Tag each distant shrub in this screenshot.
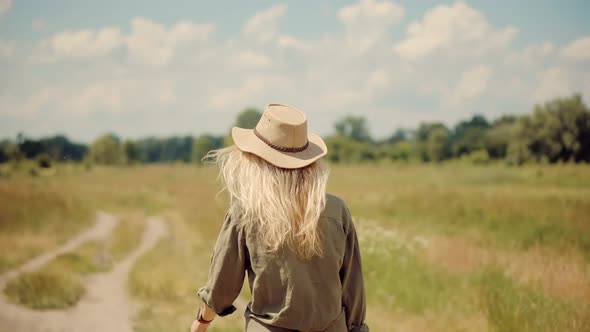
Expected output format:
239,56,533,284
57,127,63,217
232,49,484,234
469,149,490,165
83,158,93,171
28,167,39,177
37,153,52,168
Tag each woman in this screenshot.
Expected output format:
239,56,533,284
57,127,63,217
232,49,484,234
191,104,369,332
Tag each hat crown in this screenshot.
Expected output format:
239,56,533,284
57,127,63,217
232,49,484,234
255,104,308,149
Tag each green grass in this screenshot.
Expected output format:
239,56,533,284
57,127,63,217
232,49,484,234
4,240,111,309
0,170,92,272
129,210,245,332
109,215,144,261
330,164,590,259
358,220,468,314
2,163,589,331
359,217,590,331
48,241,113,275
4,270,84,310
0,164,170,272
475,268,590,332
3,214,146,310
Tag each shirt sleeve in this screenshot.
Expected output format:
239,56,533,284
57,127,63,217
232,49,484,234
197,212,247,316
340,206,370,332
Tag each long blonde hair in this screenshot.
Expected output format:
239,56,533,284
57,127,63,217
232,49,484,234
205,145,329,260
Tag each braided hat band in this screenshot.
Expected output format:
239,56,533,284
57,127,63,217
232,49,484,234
253,128,309,153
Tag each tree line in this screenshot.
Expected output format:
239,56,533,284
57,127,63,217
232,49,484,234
1,94,589,167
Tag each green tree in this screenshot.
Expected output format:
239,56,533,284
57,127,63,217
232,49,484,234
334,116,372,142
451,115,491,157
415,122,448,161
235,108,262,128
484,115,519,159
0,147,7,164
192,135,224,163
508,94,590,164
467,149,490,165
132,136,194,163
88,134,123,165
386,128,408,144
427,127,451,162
122,140,139,164
324,135,377,163
16,135,86,162
5,143,24,164
380,141,412,161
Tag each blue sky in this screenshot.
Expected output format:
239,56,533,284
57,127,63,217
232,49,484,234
1,0,589,142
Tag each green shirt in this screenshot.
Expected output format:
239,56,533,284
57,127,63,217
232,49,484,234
197,194,369,332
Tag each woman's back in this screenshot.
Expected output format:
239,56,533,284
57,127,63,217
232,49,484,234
198,193,367,332
194,104,368,332
245,193,363,331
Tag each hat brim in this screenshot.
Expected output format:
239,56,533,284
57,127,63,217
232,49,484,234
231,127,328,169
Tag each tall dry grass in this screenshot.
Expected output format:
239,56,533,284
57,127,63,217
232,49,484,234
1,163,589,331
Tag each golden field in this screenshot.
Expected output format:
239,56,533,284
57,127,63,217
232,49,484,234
1,162,589,332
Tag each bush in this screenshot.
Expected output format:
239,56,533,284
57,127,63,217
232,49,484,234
4,271,84,309
469,149,490,165
28,167,39,177
37,153,52,168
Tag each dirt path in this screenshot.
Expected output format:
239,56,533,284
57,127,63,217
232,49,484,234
0,213,168,332
0,211,118,290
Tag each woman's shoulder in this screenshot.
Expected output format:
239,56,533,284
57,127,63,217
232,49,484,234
322,193,352,222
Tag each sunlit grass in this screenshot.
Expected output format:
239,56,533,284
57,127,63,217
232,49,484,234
475,268,590,332
1,163,589,330
109,214,144,262
3,240,109,309
0,168,92,272
330,164,590,259
129,209,245,332
4,270,84,310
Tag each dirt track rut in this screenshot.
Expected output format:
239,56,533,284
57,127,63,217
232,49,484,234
0,212,168,332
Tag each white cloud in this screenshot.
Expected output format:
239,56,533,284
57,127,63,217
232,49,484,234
506,41,554,67
560,36,590,61
366,68,390,93
243,4,287,44
0,87,63,117
338,0,404,25
2,0,590,141
338,0,404,53
70,79,175,113
278,36,310,52
0,39,15,57
228,50,272,69
0,0,12,17
126,18,215,66
3,79,177,116
444,64,492,107
208,75,291,110
394,1,516,60
313,89,366,111
34,18,214,66
38,27,124,60
531,67,572,103
126,18,173,66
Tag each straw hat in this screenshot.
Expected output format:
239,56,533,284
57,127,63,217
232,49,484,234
231,103,328,169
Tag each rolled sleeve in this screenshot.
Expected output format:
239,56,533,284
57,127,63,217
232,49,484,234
340,206,370,332
197,212,247,316
350,324,370,332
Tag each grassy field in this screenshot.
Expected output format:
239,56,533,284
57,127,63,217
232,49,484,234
0,162,589,331
3,213,144,309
